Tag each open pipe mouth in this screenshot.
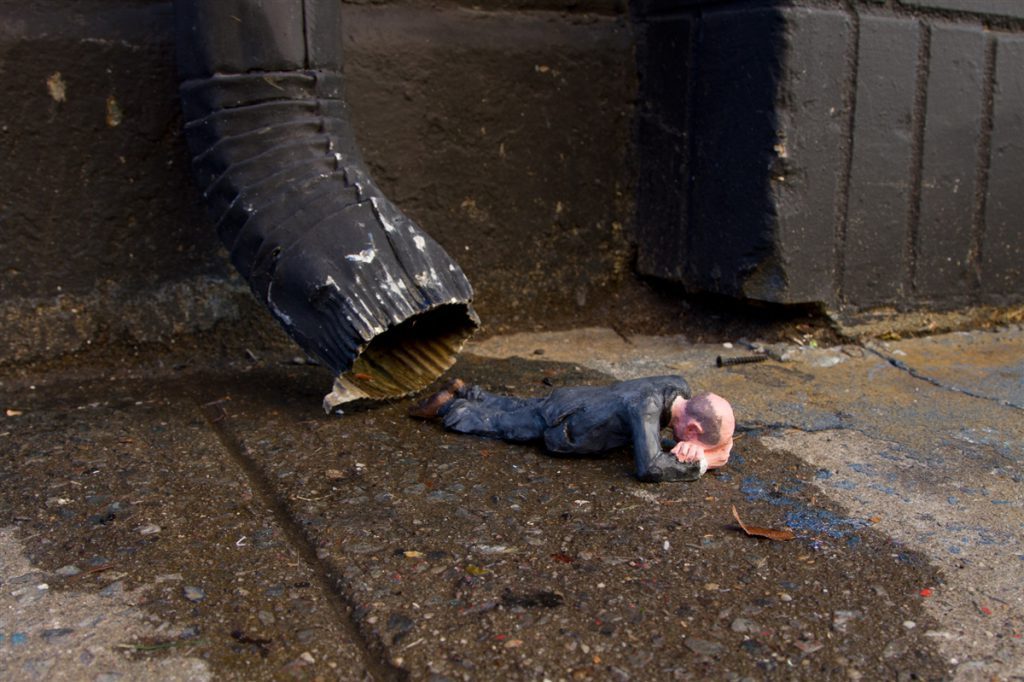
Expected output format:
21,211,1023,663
323,303,479,411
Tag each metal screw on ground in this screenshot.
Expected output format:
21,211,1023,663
716,355,768,368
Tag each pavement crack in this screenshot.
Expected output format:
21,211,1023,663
198,399,405,682
866,346,1024,411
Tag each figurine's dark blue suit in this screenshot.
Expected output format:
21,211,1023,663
439,376,704,482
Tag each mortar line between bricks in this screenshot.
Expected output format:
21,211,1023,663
864,346,1024,411
968,35,998,295
197,398,405,682
905,20,931,299
834,0,861,305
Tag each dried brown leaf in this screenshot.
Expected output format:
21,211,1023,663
732,505,795,541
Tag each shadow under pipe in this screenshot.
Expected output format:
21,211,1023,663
175,0,479,411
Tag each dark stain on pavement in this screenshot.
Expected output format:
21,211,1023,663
0,354,950,680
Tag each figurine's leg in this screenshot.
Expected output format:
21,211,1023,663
458,385,537,411
442,398,546,443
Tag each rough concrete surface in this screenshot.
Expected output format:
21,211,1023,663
1,325,1021,679
471,326,1024,680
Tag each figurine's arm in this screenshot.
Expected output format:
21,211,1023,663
630,397,705,483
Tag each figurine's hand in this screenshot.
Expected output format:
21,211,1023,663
702,438,733,469
671,441,705,464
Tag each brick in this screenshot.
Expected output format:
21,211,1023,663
914,23,986,301
635,17,693,132
633,16,694,280
687,6,786,296
766,7,851,304
842,14,921,307
899,0,1024,21
980,35,1024,300
635,115,689,280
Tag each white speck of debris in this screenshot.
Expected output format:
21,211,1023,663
474,544,512,554
46,72,67,102
722,342,733,349
370,198,398,233
300,652,316,664
413,235,426,251
449,264,456,272
903,620,917,629
324,275,340,290
346,248,376,264
5,409,23,417
663,540,671,551
236,536,248,547
38,583,49,591
573,499,591,506
137,524,161,535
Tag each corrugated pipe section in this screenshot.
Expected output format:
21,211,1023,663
175,0,479,411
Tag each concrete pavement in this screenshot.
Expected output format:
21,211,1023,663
1,325,1020,680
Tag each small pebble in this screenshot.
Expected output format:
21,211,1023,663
685,637,723,656
300,652,316,664
137,524,160,535
55,565,81,577
41,627,74,641
730,617,760,634
832,610,862,632
99,581,124,598
779,593,793,602
903,620,916,629
183,585,205,602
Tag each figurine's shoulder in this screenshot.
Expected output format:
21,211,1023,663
612,375,691,397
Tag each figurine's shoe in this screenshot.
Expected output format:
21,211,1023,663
408,378,465,419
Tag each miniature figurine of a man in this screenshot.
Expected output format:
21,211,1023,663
409,376,735,482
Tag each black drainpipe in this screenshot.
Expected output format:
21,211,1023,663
175,0,479,411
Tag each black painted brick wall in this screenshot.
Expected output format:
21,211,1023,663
634,0,1024,311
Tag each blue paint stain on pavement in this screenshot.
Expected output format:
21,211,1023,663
11,632,27,646
741,475,868,540
814,469,832,480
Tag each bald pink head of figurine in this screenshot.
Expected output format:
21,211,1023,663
669,392,735,469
